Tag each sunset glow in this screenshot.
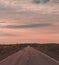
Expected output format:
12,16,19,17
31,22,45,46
0,0,59,44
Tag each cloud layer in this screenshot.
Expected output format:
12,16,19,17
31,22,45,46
0,0,59,44
0,23,51,29
33,0,50,3
0,0,59,14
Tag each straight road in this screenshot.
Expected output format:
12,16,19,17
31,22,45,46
0,46,59,65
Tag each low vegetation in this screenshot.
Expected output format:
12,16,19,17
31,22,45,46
0,43,59,61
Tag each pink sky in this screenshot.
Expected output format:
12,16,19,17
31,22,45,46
0,0,59,44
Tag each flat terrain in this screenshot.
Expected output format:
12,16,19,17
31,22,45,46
0,43,59,61
0,46,59,65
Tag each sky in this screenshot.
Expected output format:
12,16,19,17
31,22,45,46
0,0,59,44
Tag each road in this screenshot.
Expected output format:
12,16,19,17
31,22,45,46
0,46,59,65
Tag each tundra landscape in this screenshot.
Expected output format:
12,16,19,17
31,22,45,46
0,43,59,61
0,0,59,65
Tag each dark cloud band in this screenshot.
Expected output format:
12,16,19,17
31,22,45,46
33,0,50,4
4,23,51,29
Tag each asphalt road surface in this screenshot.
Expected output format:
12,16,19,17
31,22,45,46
0,46,59,65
